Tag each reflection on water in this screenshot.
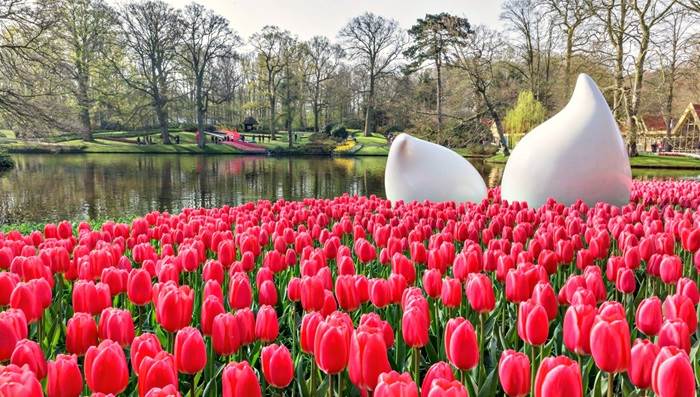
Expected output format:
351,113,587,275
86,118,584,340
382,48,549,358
0,154,697,224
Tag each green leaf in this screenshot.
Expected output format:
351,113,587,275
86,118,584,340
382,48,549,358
476,367,498,397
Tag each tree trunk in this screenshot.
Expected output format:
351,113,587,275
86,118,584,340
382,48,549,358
564,28,574,96
627,25,649,157
363,76,375,137
155,100,171,145
483,93,510,156
436,56,443,135
77,70,92,142
314,82,321,132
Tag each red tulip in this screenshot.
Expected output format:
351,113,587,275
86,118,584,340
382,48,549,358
391,253,416,284
426,378,468,397
66,312,98,356
0,309,27,361
228,272,252,310
563,303,595,355
200,295,225,336
222,361,262,397
628,338,660,390
153,281,194,333
0,271,19,306
530,281,558,320
98,308,135,347
11,339,47,379
374,371,418,397
144,384,180,397
659,255,682,284
676,277,699,304
349,324,392,392
466,273,495,313
0,364,43,397
421,362,454,397
444,317,479,370
422,269,442,298
84,340,129,395
402,302,429,348
131,333,163,374
314,315,351,374
651,346,695,397
300,275,324,312
202,260,224,285
517,300,549,346
47,354,83,397
662,293,697,333
499,349,530,397
101,267,128,296
534,356,582,397
658,319,691,353
212,313,241,356
234,308,255,346
127,268,152,306
635,297,663,336
615,267,635,294
217,240,236,268
335,275,361,312
370,278,392,308
359,312,394,348
300,311,323,354
10,278,50,323
255,305,279,343
174,327,206,374
261,343,294,388
137,351,178,397
590,315,630,373
440,277,462,308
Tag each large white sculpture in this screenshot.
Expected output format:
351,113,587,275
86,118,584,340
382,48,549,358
384,133,487,203
500,73,632,207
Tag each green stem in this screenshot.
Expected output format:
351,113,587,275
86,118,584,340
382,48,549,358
608,372,615,397
337,373,342,397
478,313,484,383
328,373,333,397
413,347,420,386
191,373,196,397
530,345,535,397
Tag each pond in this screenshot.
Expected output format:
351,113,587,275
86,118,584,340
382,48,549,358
1,153,698,225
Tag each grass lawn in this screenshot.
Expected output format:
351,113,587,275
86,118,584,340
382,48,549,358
487,153,700,169
353,133,389,155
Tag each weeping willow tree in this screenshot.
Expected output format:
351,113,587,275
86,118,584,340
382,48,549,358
504,90,546,135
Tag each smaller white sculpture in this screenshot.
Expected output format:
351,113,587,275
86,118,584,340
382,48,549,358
500,73,632,207
384,133,487,203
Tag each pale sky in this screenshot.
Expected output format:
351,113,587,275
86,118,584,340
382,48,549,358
161,0,505,41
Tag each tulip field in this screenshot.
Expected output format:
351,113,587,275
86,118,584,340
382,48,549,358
2,180,700,397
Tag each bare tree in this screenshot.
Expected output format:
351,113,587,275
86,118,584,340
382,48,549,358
654,6,694,136
301,36,343,133
250,26,294,139
448,25,512,155
625,0,677,156
501,0,556,104
404,13,472,135
116,0,180,144
180,2,238,148
56,0,115,141
541,0,593,95
210,52,243,124
338,12,405,136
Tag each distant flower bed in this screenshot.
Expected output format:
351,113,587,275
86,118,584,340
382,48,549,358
1,180,700,396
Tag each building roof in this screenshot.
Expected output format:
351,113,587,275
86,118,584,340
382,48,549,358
641,114,667,131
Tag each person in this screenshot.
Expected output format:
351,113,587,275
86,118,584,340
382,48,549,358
175,135,180,144
651,141,658,153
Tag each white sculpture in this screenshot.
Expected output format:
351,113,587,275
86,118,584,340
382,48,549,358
384,133,488,203
500,73,632,207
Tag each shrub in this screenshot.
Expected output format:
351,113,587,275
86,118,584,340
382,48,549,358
0,150,14,171
330,125,348,140
323,123,336,135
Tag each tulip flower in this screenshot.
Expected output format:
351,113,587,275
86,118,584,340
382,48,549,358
651,346,695,397
422,269,442,298
402,301,430,348
426,378,468,397
84,340,129,395
300,311,323,355
0,364,44,397
174,327,206,375
421,362,454,397
444,317,479,370
98,308,135,347
590,315,630,373
517,299,549,346
47,354,83,397
300,275,324,312
374,371,419,397
66,312,98,357
0,271,19,306
440,277,462,308
635,297,663,336
222,361,262,397
359,312,394,348
127,268,153,305
628,339,660,390
662,293,697,333
658,319,691,353
255,305,279,343
228,272,252,310
138,351,178,397
261,343,294,389
11,339,47,379
499,350,530,397
153,281,194,333
314,315,351,375
348,324,392,393
212,313,241,356
0,309,28,361
144,384,180,397
659,255,682,284
675,277,699,304
131,333,163,374
335,275,361,312
466,273,495,313
234,308,256,346
534,356,582,397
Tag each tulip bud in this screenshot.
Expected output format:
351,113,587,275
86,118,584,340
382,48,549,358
517,300,549,346
66,312,98,357
444,317,479,370
98,308,135,347
131,333,163,374
84,340,129,395
628,339,659,390
534,356,582,397
374,371,419,397
11,339,47,379
348,324,392,392
421,362,454,397
499,349,530,397
212,313,241,356
635,297,662,336
0,309,28,361
137,351,178,397
651,346,695,397
127,268,152,306
222,361,262,397
590,315,630,373
174,327,206,374
466,273,495,313
261,344,294,389
0,363,44,397
255,305,279,343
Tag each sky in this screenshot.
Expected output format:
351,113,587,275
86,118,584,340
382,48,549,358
161,0,505,40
